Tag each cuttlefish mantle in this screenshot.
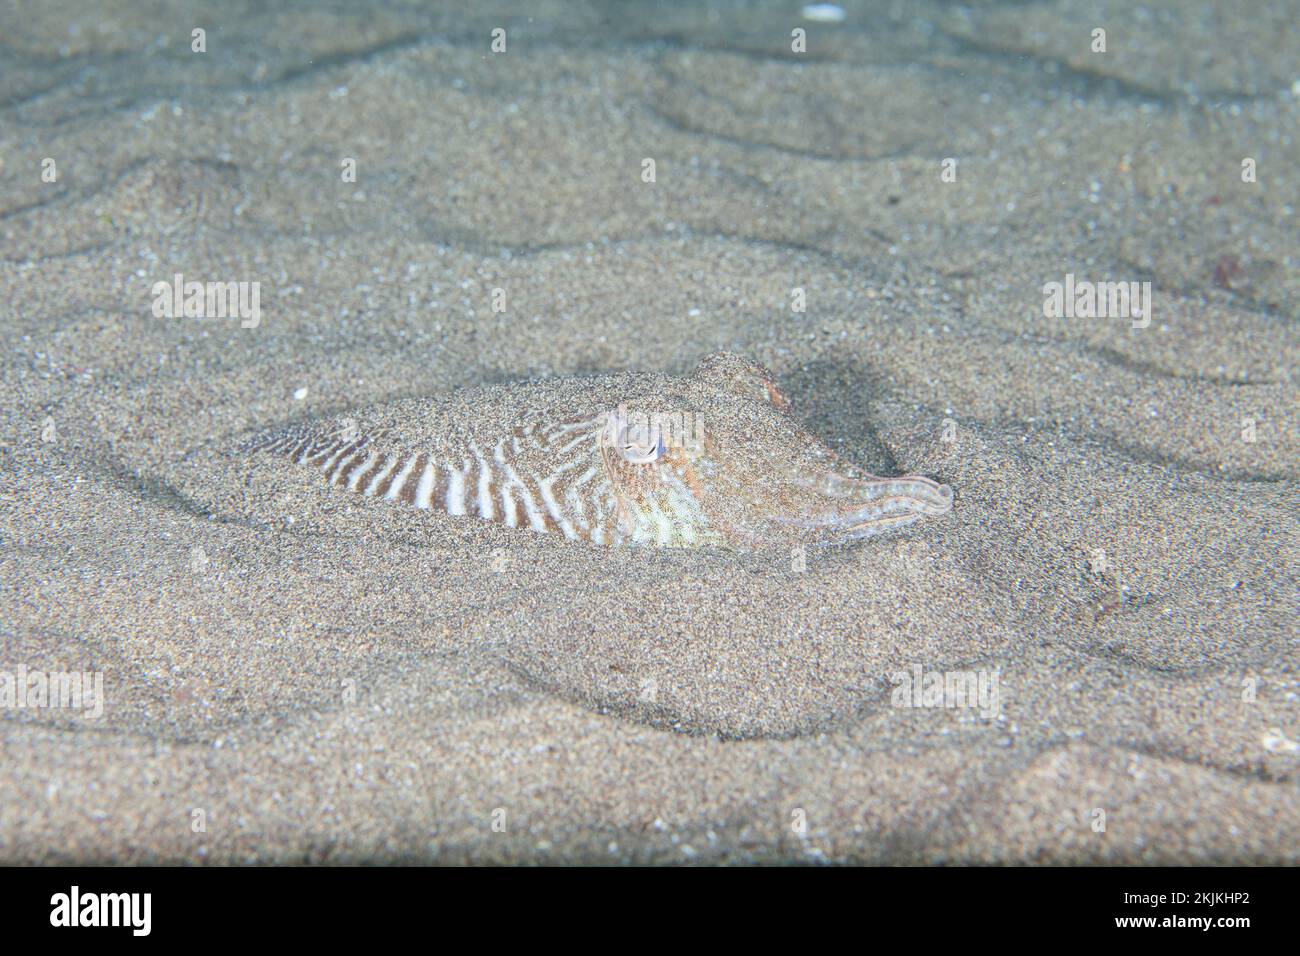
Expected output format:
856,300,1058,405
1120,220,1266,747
243,352,953,549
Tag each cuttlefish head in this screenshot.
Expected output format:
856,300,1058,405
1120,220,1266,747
598,352,953,549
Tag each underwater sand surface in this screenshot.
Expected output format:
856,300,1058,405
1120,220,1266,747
0,0,1297,862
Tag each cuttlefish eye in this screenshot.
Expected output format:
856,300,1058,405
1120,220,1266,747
621,428,664,464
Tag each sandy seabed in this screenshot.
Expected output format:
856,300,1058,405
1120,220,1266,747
0,0,1296,863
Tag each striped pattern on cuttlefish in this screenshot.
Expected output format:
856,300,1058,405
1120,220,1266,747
243,352,953,549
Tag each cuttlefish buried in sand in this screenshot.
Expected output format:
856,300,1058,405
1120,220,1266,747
245,352,953,549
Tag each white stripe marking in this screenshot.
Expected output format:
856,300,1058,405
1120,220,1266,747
446,460,468,516
317,443,350,470
537,477,578,540
363,456,397,496
414,459,437,509
557,431,597,455
347,452,379,490
329,448,367,483
494,440,519,527
472,445,494,519
385,454,420,501
501,461,546,532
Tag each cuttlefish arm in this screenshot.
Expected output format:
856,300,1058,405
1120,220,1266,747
774,471,954,541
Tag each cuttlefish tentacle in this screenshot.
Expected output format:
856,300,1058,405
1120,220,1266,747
243,352,953,549
778,473,955,539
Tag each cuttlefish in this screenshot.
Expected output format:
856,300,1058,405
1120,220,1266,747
245,352,952,549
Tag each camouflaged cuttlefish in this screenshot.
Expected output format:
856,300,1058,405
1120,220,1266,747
244,352,953,549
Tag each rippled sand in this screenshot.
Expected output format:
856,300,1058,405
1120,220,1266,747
1,0,1296,863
